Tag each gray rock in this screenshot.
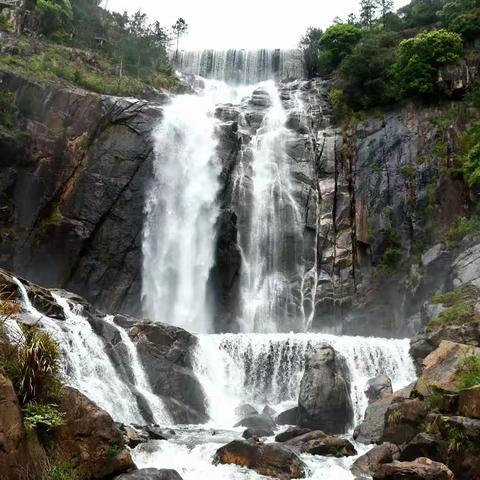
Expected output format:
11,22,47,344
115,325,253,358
275,427,312,442
235,404,259,419
242,428,274,439
115,469,184,480
297,345,353,434
365,375,393,403
276,407,299,426
351,443,400,478
234,413,276,431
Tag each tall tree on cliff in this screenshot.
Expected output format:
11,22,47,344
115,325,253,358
360,0,378,28
376,0,394,24
171,17,188,63
299,27,323,78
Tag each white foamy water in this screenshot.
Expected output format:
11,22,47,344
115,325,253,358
194,333,416,428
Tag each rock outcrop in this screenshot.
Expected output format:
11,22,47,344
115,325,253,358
297,345,353,433
373,457,454,480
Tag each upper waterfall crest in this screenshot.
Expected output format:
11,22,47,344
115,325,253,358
173,49,304,84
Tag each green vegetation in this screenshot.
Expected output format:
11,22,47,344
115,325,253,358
445,216,480,243
22,402,65,431
446,424,473,451
427,284,480,331
106,442,120,458
456,122,480,187
378,207,403,272
300,0,480,118
457,350,480,389
45,460,80,480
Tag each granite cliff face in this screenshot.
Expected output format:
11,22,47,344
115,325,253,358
1,69,479,336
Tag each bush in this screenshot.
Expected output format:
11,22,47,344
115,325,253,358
393,29,463,97
380,247,402,271
45,460,79,480
445,216,480,243
22,402,65,431
457,122,480,187
34,0,73,40
457,351,480,389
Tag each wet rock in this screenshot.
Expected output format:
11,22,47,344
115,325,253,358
213,439,306,479
235,404,258,419
245,111,265,130
250,88,272,108
399,433,448,462
415,341,480,397
458,385,480,418
452,243,480,288
373,457,454,479
297,344,353,434
284,430,357,457
351,443,400,478
275,427,312,442
242,428,274,439
276,407,299,425
366,375,393,403
51,386,135,479
234,413,276,431
263,405,277,418
354,384,413,444
115,469,184,480
427,413,480,441
382,399,429,445
122,425,149,448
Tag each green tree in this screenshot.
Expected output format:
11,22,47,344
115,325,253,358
398,0,448,27
317,23,362,73
376,0,394,23
393,29,463,97
171,17,188,60
299,27,323,78
34,0,73,39
360,0,378,28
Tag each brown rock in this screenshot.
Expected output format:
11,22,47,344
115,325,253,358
275,427,312,443
415,341,480,397
373,457,454,479
284,430,357,457
351,443,400,478
213,440,306,479
0,369,46,480
50,386,135,479
458,385,480,419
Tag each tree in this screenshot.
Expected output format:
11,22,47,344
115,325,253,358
299,27,323,78
360,0,378,28
376,0,394,23
317,23,362,73
393,29,463,97
398,0,447,27
171,17,188,60
34,0,73,39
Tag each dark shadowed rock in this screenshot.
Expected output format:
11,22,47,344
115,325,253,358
284,430,357,457
298,344,353,434
276,407,299,426
373,457,454,480
351,443,400,478
234,414,276,431
366,375,393,403
399,433,448,463
275,427,312,443
115,469,184,480
242,428,274,439
458,385,480,418
213,440,306,479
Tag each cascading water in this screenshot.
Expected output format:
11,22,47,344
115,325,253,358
174,49,304,84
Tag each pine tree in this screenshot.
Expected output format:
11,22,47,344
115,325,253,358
360,0,377,29
376,0,394,23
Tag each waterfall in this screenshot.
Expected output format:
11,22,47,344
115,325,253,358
142,80,254,332
175,49,304,84
13,278,170,425
233,82,306,333
193,333,416,428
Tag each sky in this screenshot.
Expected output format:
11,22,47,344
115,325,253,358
106,0,411,50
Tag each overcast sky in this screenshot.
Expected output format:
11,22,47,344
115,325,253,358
106,0,411,50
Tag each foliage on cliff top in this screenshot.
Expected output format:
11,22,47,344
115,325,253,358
427,284,480,331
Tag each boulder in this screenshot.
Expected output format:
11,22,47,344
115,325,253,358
235,404,259,419
382,399,429,445
415,341,480,397
263,405,277,418
0,368,46,480
234,414,276,431
373,457,454,479
458,385,480,418
351,443,400,478
276,407,299,426
399,433,448,462
242,428,274,439
115,469,184,480
297,344,353,434
427,413,480,441
50,386,135,479
275,427,312,443
284,430,357,457
213,440,306,479
122,425,148,448
366,375,393,403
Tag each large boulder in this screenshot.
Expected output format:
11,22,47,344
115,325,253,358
458,385,480,418
50,386,135,479
0,369,46,480
366,375,393,403
235,404,258,419
415,341,480,397
284,430,356,457
351,443,400,478
297,345,353,434
373,457,454,480
115,470,183,480
275,427,312,443
213,440,306,479
242,428,274,439
276,407,299,426
234,414,276,431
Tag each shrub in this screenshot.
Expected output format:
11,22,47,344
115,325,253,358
445,216,480,243
22,402,65,431
45,460,79,480
380,247,402,271
393,29,463,97
457,351,480,389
